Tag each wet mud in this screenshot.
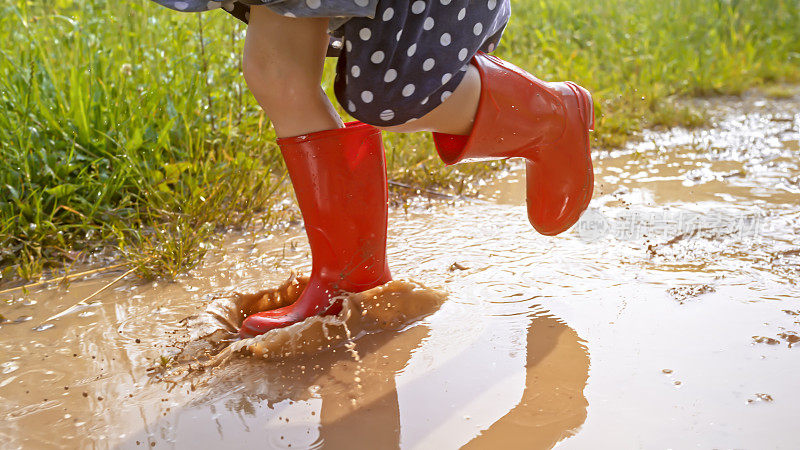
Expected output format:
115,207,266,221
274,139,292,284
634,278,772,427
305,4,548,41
173,277,446,365
2,89,800,449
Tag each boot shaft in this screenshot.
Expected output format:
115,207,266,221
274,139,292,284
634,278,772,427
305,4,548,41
432,53,595,236
434,52,567,164
277,122,390,291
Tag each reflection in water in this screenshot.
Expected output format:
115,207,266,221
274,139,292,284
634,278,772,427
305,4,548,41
120,320,433,448
122,306,588,450
2,91,800,448
317,324,429,448
465,314,589,449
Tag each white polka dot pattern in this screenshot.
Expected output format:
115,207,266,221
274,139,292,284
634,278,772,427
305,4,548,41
329,0,509,125
370,51,385,64
151,0,511,124
380,110,395,121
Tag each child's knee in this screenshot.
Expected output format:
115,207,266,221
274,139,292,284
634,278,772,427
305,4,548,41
243,52,317,113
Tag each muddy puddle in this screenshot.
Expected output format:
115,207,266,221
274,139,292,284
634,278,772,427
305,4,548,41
2,90,800,449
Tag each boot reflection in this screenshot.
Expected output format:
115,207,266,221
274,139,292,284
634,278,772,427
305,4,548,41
315,324,429,448
464,314,590,449
230,322,429,448
115,310,583,448
116,323,428,448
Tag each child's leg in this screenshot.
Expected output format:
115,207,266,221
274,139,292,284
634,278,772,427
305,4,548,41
335,0,593,235
404,55,594,236
239,7,392,338
380,65,481,135
242,6,343,138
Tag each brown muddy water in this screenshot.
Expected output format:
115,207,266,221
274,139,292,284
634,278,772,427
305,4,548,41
2,91,800,449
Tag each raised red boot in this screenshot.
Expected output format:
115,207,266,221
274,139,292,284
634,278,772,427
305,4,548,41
239,122,392,338
433,52,595,235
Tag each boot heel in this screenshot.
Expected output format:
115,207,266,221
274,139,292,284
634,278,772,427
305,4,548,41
564,82,594,132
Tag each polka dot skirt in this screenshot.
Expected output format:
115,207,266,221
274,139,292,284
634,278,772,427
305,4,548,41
336,0,509,125
153,0,379,27
150,0,511,126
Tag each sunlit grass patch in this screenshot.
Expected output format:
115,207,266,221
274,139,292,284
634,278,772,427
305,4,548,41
761,84,798,99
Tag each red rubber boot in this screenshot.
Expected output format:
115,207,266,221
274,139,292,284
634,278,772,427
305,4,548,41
239,122,392,338
433,52,595,235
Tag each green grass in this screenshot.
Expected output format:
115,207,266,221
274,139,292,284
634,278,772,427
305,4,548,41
499,0,800,145
1,0,798,283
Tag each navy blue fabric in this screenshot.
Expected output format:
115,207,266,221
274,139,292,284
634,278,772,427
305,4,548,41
152,0,378,25
336,0,509,125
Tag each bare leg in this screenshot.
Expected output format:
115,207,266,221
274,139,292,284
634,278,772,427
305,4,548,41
379,65,481,135
243,7,343,138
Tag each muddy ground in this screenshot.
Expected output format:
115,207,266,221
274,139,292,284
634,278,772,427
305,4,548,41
1,90,799,449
